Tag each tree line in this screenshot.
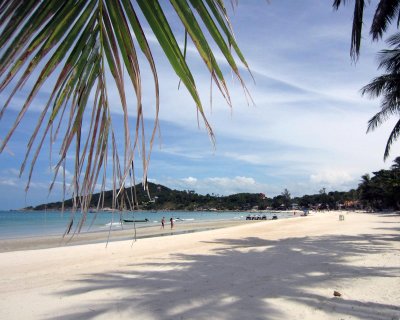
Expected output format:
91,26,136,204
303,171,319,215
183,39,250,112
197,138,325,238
29,157,399,212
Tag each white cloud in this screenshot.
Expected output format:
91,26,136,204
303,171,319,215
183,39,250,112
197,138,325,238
157,146,209,159
223,152,266,165
46,165,74,181
0,177,17,187
28,181,51,190
310,170,354,186
2,168,20,176
182,176,198,185
0,168,23,187
164,175,268,196
206,176,256,188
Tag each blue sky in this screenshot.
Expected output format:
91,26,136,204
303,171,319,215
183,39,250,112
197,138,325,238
1,1,399,209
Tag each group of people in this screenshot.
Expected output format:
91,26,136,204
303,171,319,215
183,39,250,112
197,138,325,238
161,217,174,229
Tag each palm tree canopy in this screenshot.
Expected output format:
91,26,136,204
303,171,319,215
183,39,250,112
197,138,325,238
361,32,400,159
333,0,400,60
391,156,400,169
0,0,251,216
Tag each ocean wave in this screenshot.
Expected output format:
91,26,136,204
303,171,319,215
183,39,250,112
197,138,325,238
104,221,123,227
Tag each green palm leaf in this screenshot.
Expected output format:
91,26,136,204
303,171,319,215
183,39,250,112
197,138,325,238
0,0,251,233
363,31,400,160
384,119,400,159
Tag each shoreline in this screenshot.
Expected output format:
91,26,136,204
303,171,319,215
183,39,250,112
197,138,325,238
0,219,261,253
6,208,308,213
0,210,302,252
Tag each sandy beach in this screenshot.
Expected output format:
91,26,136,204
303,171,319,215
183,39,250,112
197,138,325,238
0,211,399,320
0,219,253,253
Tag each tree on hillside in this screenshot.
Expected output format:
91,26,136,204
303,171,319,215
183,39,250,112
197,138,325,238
358,157,400,210
271,189,291,210
282,188,291,203
0,1,251,216
389,156,400,208
391,156,400,169
358,174,376,208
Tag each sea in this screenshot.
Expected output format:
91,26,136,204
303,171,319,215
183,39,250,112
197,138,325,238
0,210,294,240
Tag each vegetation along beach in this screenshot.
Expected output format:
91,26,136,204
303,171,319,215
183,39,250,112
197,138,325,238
1,1,400,319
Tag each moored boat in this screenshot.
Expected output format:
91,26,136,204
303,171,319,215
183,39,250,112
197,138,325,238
123,218,149,223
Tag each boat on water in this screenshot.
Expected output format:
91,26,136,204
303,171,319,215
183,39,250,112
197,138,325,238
123,218,149,223
175,218,194,221
246,215,267,220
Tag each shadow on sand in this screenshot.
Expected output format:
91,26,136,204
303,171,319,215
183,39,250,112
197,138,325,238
46,221,400,320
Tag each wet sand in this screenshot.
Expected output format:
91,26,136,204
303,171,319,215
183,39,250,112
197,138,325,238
0,219,258,252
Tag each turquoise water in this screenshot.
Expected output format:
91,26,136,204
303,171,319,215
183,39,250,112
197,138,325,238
0,210,293,239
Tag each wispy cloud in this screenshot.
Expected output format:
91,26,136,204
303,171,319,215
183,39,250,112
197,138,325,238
310,170,355,186
162,175,269,196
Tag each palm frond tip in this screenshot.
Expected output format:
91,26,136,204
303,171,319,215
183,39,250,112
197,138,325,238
0,0,251,223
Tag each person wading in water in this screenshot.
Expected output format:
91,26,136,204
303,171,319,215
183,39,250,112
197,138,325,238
161,217,165,229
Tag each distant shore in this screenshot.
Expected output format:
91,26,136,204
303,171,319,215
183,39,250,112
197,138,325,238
13,208,308,213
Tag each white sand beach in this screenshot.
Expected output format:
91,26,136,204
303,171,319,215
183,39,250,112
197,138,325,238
0,211,399,320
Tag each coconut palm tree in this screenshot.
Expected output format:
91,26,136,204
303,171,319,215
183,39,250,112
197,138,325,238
333,0,400,59
0,1,251,216
391,155,400,170
358,173,376,208
389,156,400,208
333,1,400,159
361,32,400,159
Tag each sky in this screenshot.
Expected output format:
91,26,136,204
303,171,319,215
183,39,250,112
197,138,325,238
1,1,399,210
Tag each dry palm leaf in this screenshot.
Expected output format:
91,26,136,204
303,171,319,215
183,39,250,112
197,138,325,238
0,0,251,234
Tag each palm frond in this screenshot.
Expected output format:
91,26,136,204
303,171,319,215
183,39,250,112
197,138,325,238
364,30,400,159
0,0,251,232
351,0,365,60
332,0,345,10
387,31,400,46
333,0,400,61
361,73,400,97
332,0,365,60
377,48,400,71
384,118,400,159
370,0,400,40
367,103,396,132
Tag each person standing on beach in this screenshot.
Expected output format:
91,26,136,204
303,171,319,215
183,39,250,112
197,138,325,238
170,217,174,229
161,217,165,229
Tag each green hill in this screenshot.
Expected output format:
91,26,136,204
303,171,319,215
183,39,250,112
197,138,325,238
30,157,400,212
31,182,267,211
